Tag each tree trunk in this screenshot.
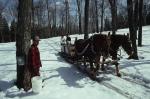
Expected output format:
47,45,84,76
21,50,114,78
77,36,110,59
32,0,34,31
109,0,117,35
16,0,32,90
46,0,51,37
76,0,82,34
100,0,104,33
133,0,139,39
138,0,143,46
53,1,57,35
61,15,64,29
127,0,138,59
95,0,99,33
0,32,4,42
84,0,90,39
65,0,69,34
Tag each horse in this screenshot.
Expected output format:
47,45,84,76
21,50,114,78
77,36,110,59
74,38,94,69
74,33,133,77
100,33,134,77
74,34,110,75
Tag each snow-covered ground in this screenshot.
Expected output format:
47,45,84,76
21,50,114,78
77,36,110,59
0,26,150,99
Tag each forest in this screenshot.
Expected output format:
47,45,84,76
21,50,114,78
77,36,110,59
0,0,150,42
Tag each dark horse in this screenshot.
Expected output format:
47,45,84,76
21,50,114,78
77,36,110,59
74,34,110,75
97,33,134,76
74,33,133,77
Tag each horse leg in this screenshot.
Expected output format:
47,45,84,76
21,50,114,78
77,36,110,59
89,58,97,77
114,62,121,77
87,57,94,71
101,56,106,71
83,56,87,69
99,56,105,71
95,55,100,71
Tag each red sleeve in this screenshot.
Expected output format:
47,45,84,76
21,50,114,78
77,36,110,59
31,47,37,67
39,60,42,67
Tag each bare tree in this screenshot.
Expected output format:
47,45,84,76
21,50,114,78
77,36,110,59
10,20,17,41
133,0,139,38
0,0,9,43
46,0,51,37
0,0,9,13
109,0,117,34
100,0,104,33
16,0,32,91
95,0,99,33
54,0,57,27
84,0,90,39
64,0,70,34
0,13,4,43
76,0,82,34
117,0,128,29
127,0,138,59
89,1,95,32
138,0,143,46
59,7,65,30
32,0,34,30
7,0,18,21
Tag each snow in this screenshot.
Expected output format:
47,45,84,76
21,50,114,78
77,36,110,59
0,26,150,99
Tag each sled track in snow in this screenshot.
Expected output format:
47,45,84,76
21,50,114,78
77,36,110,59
60,57,150,99
78,67,140,99
99,81,138,99
59,57,136,99
96,75,150,99
96,66,150,99
45,40,60,53
106,66,150,90
122,73,150,89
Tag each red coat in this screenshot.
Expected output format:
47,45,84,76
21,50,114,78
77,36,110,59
28,44,42,77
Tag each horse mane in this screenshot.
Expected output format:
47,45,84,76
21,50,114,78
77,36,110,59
111,34,126,42
91,34,107,39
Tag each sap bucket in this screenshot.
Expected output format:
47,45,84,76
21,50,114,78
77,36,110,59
31,76,42,93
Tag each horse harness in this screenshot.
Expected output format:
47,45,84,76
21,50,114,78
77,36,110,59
75,35,111,57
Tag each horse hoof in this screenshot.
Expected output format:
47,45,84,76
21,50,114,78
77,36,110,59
117,73,121,77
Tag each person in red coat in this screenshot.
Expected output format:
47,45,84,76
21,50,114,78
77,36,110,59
28,36,42,77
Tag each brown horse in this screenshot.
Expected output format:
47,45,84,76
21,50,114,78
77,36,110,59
109,34,133,60
75,33,133,77
107,34,133,76
74,38,94,70
74,34,110,74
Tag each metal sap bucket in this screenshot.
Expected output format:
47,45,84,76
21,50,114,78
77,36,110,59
31,76,42,93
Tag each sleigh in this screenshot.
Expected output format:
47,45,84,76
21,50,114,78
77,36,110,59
60,43,76,61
